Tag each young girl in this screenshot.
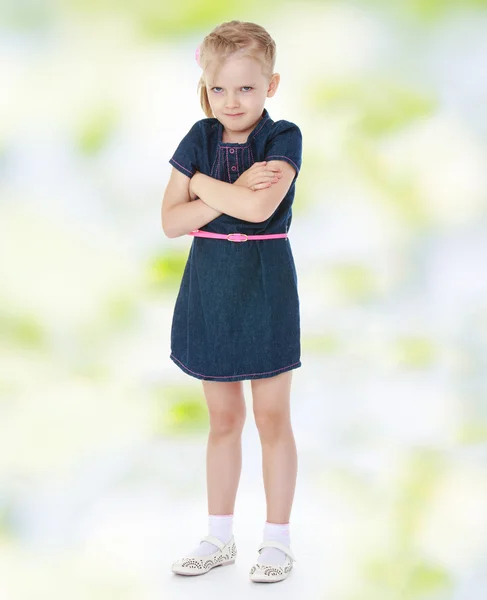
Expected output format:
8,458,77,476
161,20,302,583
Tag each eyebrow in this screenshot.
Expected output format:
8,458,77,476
209,83,257,88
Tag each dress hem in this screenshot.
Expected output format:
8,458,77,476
170,354,301,382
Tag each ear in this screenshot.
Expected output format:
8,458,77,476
267,73,280,98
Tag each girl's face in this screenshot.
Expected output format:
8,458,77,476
204,54,279,139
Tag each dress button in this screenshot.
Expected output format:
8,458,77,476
229,148,235,154
231,166,237,171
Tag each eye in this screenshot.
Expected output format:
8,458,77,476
210,86,253,93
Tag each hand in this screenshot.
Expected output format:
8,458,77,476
234,161,282,191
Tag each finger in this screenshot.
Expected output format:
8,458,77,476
251,175,279,186
253,169,281,179
254,164,280,172
250,177,275,187
250,163,274,173
255,167,282,177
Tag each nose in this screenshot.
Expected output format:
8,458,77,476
225,94,239,109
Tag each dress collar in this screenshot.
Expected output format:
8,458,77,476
217,108,271,146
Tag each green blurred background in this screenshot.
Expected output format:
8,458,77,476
1,1,487,598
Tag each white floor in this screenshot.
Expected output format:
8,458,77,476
153,483,335,599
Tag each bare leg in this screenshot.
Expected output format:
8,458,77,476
202,380,246,515
251,370,297,524
171,381,246,571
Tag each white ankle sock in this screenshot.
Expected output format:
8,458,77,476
190,514,234,557
258,521,290,565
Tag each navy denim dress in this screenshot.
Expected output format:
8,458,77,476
168,108,302,382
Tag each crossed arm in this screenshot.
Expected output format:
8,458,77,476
189,161,296,224
161,161,296,238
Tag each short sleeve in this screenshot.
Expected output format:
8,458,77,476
263,121,302,180
168,121,201,178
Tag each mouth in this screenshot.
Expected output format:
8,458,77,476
225,113,243,117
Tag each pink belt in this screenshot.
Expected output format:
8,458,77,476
188,229,288,243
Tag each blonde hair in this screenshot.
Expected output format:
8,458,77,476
196,21,277,118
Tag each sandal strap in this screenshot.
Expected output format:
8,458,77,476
201,535,227,550
257,540,297,562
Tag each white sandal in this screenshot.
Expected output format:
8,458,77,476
171,535,237,576
249,540,297,583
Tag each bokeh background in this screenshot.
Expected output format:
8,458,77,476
2,1,487,598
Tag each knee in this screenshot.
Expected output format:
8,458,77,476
209,409,245,436
253,408,288,438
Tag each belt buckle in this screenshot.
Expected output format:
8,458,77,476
227,233,248,243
